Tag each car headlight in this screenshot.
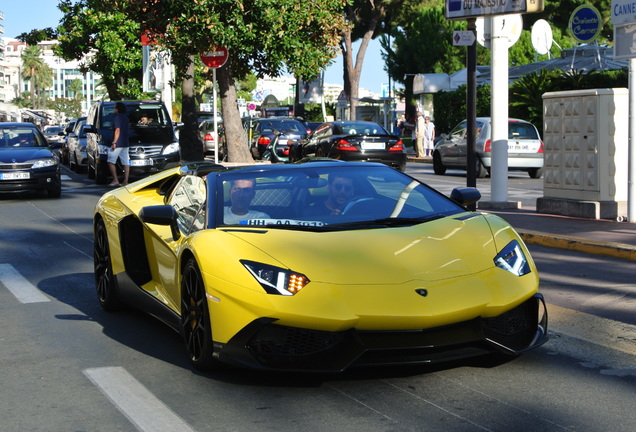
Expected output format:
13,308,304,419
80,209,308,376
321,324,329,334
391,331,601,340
98,144,110,155
162,142,180,155
494,240,531,276
29,158,58,168
241,260,309,295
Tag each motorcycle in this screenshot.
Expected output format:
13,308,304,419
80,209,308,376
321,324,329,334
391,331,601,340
262,132,298,163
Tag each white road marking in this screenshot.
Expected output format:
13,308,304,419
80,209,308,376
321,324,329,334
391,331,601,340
83,367,196,432
61,175,72,181
0,263,50,303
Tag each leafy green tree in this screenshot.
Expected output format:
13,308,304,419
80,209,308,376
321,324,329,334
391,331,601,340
132,0,348,162
56,0,143,100
50,97,83,120
341,0,425,120
16,28,58,45
21,45,54,109
382,5,466,120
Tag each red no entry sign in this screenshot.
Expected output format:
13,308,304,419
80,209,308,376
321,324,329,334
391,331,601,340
200,47,228,68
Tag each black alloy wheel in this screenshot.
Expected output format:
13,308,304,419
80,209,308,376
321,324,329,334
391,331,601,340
94,220,120,310
181,258,219,371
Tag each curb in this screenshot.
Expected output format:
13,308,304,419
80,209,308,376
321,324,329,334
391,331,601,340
518,229,636,261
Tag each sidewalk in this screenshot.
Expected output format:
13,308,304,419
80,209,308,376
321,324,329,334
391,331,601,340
406,154,636,261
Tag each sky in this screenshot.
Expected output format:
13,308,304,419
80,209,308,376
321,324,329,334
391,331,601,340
1,1,389,94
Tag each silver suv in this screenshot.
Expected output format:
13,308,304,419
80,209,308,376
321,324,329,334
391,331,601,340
85,100,180,184
433,117,544,179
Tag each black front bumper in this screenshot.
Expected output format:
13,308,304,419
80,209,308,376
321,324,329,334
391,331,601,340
215,294,549,372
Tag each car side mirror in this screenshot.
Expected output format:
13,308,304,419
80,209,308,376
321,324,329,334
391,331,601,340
450,187,481,207
139,205,181,240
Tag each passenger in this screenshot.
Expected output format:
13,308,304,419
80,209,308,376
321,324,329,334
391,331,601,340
224,179,270,224
305,174,355,216
138,114,153,125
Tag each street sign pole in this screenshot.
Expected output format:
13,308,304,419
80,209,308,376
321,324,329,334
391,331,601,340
466,18,477,210
611,0,636,222
490,15,510,204
213,67,218,164
200,47,229,164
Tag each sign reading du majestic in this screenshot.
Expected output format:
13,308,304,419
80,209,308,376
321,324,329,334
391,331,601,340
445,0,543,19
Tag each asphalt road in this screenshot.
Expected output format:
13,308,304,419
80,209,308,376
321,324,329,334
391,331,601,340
0,164,634,432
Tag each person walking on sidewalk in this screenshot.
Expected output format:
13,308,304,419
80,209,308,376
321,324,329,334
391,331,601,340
423,116,435,157
414,111,425,158
108,102,130,187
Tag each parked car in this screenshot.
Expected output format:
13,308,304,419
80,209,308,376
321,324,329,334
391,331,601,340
85,100,180,184
43,125,68,164
198,120,227,161
0,122,61,197
243,117,308,159
43,125,65,145
197,111,222,125
93,160,548,371
67,120,89,172
433,117,545,178
291,120,407,172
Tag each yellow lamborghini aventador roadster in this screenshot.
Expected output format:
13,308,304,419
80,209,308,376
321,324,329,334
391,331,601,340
93,160,548,372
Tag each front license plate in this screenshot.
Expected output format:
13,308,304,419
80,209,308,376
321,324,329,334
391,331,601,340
0,172,30,180
130,159,153,166
361,142,385,150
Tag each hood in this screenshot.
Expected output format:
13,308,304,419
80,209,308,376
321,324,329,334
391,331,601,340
224,214,498,285
0,147,55,163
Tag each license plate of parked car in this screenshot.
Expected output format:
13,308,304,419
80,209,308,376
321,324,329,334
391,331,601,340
361,142,385,150
130,159,153,166
1,172,30,180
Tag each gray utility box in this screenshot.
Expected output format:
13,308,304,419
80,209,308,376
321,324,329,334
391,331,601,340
540,88,628,220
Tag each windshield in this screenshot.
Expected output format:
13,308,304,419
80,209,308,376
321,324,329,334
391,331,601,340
101,103,172,128
213,165,465,229
0,126,47,148
335,122,388,135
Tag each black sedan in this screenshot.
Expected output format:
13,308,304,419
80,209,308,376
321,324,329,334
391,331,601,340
0,122,61,198
291,121,406,171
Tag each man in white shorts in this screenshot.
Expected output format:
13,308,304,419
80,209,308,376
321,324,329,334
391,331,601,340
108,102,130,186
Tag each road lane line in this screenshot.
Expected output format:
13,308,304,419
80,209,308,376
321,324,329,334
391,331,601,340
83,367,196,432
0,263,50,303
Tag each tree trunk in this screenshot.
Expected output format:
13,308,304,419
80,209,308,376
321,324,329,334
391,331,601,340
180,56,204,162
341,22,378,121
217,57,254,163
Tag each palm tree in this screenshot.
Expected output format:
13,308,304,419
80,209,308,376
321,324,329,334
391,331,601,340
21,45,54,109
68,78,84,99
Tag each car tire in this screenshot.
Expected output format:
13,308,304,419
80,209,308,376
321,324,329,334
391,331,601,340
95,161,109,185
181,257,220,371
87,156,96,179
47,177,62,198
528,168,543,179
93,219,121,310
476,157,488,178
315,146,326,157
433,151,446,175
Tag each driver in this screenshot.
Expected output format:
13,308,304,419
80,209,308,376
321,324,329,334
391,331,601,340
305,174,355,216
224,179,270,224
